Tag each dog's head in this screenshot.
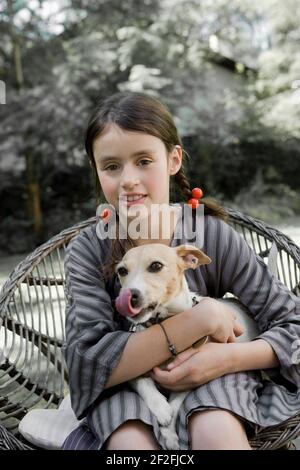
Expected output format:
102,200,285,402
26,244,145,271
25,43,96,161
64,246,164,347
114,243,211,324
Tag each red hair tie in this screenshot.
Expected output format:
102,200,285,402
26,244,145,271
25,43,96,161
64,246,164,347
187,187,203,209
100,208,112,223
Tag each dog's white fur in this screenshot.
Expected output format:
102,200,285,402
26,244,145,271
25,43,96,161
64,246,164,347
115,243,261,449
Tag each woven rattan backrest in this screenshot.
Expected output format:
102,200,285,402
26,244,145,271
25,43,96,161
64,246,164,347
226,207,300,296
0,217,97,433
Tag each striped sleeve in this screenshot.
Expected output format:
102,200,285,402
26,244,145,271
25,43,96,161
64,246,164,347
205,215,300,388
61,227,132,420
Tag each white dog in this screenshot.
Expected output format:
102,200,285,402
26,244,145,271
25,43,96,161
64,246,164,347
114,243,260,449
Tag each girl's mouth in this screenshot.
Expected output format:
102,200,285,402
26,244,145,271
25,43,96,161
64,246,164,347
122,195,147,207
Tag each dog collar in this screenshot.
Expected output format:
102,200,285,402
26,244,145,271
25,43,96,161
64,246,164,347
129,296,200,332
129,311,163,332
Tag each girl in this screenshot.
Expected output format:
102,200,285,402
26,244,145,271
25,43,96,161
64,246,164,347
62,91,300,450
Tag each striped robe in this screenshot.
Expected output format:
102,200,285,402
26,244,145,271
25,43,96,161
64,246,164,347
61,204,300,450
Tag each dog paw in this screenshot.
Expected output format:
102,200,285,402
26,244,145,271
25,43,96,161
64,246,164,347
160,426,180,450
150,399,173,427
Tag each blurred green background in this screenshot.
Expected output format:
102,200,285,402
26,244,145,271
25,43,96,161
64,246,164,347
0,0,300,256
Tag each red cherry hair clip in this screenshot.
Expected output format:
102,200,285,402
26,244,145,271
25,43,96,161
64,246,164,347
100,208,112,222
187,187,203,209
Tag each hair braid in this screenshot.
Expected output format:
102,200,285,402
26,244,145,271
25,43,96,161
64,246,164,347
174,167,193,201
174,167,228,222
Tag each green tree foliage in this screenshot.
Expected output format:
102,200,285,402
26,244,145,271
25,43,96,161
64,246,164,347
255,0,300,139
0,0,299,253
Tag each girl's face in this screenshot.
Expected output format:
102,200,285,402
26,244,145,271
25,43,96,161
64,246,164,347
93,124,182,216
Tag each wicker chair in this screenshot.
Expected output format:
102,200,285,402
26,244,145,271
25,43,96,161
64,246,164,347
0,208,300,450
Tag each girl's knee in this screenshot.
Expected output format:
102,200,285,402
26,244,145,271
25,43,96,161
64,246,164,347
188,409,251,450
104,420,160,450
189,409,240,429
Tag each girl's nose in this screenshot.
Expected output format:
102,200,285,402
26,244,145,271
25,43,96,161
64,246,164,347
120,167,140,189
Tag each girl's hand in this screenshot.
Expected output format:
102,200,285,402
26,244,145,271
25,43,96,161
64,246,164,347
197,298,244,343
150,342,234,392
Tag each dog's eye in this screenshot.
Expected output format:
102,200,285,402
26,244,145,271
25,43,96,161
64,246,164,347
117,267,128,277
148,261,163,272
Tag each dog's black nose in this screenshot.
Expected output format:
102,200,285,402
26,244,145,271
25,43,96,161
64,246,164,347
130,288,142,308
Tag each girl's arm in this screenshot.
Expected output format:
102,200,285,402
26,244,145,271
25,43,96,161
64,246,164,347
227,338,279,373
207,215,300,386
104,296,236,389
104,307,208,389
148,339,280,393
148,318,280,393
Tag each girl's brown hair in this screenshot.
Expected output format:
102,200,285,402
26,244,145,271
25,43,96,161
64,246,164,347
85,91,228,282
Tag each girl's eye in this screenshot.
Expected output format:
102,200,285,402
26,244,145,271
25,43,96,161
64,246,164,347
138,159,151,166
103,159,152,172
104,164,119,171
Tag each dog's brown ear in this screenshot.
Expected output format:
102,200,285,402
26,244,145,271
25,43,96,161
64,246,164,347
176,244,212,270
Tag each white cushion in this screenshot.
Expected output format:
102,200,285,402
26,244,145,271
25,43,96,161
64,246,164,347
57,393,72,411
18,394,83,450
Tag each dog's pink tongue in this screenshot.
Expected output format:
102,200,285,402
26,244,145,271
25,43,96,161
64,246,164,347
115,289,142,317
